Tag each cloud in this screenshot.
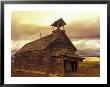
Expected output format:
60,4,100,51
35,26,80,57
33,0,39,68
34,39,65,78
66,16,100,39
11,11,100,41
72,39,100,51
72,39,100,56
11,40,32,52
11,23,51,41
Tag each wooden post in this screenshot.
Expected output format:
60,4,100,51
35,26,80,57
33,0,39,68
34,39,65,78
40,33,41,38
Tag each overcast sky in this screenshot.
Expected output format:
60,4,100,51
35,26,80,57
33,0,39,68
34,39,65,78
11,11,100,56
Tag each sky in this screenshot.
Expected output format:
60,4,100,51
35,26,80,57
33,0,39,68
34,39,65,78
11,11,100,56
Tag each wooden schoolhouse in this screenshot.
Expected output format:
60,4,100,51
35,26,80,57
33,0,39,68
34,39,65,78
13,18,84,76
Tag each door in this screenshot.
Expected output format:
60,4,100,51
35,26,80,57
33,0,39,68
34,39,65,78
71,61,78,72
64,60,72,72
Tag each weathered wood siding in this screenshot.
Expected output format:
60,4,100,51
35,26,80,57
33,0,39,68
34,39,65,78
48,56,64,75
14,50,50,75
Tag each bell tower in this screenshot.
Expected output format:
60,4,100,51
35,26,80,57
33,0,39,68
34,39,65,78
50,18,66,30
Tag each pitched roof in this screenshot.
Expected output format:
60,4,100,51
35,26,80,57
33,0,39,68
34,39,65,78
15,29,77,55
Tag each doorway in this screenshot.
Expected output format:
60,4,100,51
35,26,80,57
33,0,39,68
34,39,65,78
64,60,78,72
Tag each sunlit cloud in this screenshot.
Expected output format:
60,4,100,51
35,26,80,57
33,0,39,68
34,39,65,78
72,39,100,51
11,40,32,52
